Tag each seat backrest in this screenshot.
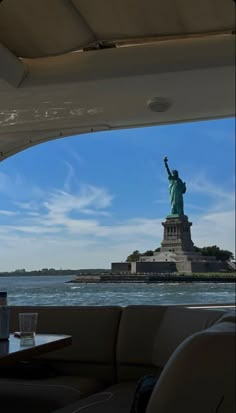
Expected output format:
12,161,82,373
116,305,223,381
9,305,122,381
116,305,166,381
152,306,223,368
147,321,236,413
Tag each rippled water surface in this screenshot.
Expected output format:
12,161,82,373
0,276,235,306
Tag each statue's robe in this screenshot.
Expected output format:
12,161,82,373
168,176,186,215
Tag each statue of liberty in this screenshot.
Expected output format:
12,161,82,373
163,156,186,216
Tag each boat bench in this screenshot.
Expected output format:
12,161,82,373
0,305,234,413
50,318,235,413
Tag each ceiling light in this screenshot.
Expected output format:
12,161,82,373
147,97,172,113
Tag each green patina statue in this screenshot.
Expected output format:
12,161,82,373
163,156,186,216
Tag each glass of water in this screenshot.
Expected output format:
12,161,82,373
19,312,38,345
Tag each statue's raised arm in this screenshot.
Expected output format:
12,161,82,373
163,156,172,178
163,156,186,216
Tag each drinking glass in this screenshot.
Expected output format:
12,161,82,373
19,312,38,345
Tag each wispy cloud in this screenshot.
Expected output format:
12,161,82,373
192,210,235,253
187,173,235,210
0,171,13,194
0,210,17,216
189,180,234,201
185,175,235,252
42,185,114,225
0,171,44,200
63,161,77,191
14,201,40,211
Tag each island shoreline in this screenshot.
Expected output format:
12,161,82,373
67,273,236,283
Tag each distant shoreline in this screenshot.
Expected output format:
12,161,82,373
0,273,74,277
1,272,235,283
0,271,109,277
67,273,236,284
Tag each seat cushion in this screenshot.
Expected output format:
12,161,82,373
49,381,138,413
0,375,107,413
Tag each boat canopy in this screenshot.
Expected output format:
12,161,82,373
0,0,235,161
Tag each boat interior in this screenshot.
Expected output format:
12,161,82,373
0,0,235,412
0,304,235,413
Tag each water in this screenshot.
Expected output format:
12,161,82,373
0,276,235,306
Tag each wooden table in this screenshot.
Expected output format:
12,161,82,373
0,334,72,366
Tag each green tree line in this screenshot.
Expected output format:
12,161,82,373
126,245,234,262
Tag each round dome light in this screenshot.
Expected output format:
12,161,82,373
147,97,172,112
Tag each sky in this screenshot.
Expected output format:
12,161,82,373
0,117,235,272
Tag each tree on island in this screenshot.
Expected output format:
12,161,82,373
126,249,155,262
193,245,234,261
126,245,234,262
142,250,154,257
126,250,141,262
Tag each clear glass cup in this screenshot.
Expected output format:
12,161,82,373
19,312,38,345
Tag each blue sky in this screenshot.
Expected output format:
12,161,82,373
0,117,235,271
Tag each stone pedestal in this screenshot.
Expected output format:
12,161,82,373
161,215,194,253
111,213,230,274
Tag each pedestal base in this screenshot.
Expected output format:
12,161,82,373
161,215,194,253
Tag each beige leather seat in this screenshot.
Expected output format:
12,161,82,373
147,321,235,413
49,317,235,413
